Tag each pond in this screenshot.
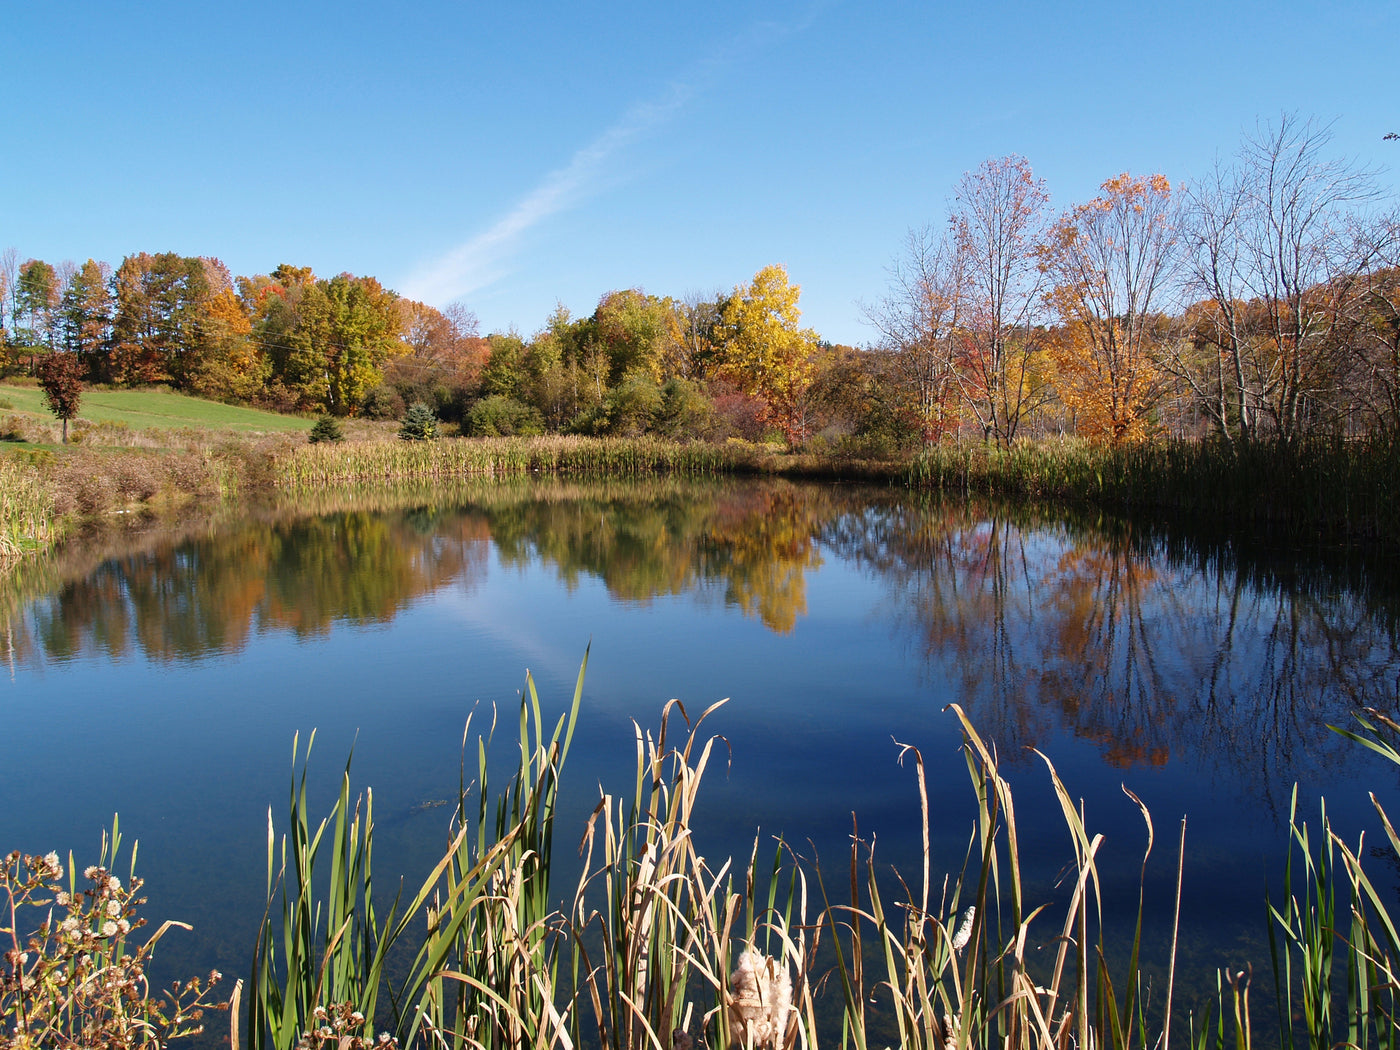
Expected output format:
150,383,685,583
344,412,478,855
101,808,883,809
3,475,1399,1028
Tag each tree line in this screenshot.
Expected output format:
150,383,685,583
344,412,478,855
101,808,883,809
4,115,1397,449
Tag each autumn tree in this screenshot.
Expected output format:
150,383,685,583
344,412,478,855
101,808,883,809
246,267,402,413
380,299,485,421
1348,205,1400,434
865,224,968,442
1043,173,1179,443
243,264,317,407
710,264,818,444
521,307,579,429
110,252,216,388
38,351,83,442
1178,115,1385,443
59,259,114,378
190,288,262,401
590,288,679,383
16,259,59,359
951,156,1056,445
479,331,527,402
319,274,403,415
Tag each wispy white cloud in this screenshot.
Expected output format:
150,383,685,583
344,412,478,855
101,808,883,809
400,3,832,309
400,82,694,306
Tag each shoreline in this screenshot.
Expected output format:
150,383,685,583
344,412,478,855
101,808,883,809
4,432,1396,576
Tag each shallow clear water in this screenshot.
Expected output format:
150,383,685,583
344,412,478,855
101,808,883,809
3,476,1398,1019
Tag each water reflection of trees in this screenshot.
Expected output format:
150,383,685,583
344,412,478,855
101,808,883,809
4,508,489,664
4,478,1398,801
476,481,825,633
822,497,1400,802
0,479,832,667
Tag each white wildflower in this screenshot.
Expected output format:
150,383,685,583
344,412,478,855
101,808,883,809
100,920,118,938
106,900,121,918
83,866,100,880
40,852,62,880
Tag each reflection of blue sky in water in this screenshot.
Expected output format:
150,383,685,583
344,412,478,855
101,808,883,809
1,479,1398,1016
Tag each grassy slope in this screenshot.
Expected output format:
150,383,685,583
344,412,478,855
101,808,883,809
0,383,311,433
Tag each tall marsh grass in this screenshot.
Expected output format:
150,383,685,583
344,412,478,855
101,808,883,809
241,663,1231,1050
272,437,748,488
908,435,1400,542
0,455,55,566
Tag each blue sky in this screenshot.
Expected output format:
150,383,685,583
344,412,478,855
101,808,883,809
5,1,1396,346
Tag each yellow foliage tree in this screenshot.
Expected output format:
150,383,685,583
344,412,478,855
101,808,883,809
191,288,263,402
1044,173,1177,443
711,265,817,445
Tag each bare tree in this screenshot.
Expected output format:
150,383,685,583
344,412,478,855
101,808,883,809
1179,115,1384,443
1,248,18,346
951,155,1055,445
1348,208,1400,433
675,289,721,380
863,223,967,442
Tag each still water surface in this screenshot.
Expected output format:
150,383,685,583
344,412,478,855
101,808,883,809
3,476,1399,1010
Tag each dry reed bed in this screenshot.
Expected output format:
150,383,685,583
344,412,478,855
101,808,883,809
272,436,750,487
0,455,55,567
909,436,1400,542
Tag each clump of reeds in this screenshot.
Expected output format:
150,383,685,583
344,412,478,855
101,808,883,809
249,656,590,1050
242,659,1209,1050
271,436,751,489
908,435,1400,543
1257,711,1400,1050
0,455,55,567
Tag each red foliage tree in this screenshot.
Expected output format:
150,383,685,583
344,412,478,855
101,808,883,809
38,351,83,443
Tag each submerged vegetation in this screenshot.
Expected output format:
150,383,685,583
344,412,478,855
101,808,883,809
7,660,1400,1049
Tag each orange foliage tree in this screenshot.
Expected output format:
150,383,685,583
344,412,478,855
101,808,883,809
1043,173,1178,443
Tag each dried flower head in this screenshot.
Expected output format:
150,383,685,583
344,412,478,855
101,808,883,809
951,906,976,953
727,949,793,1050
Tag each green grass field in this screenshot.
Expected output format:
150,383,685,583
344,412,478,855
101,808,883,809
0,383,311,434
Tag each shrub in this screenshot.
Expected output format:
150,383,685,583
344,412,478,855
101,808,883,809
398,402,438,441
359,385,404,421
465,395,543,437
0,825,226,1049
604,374,663,437
656,377,714,439
308,416,344,444
710,385,770,442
